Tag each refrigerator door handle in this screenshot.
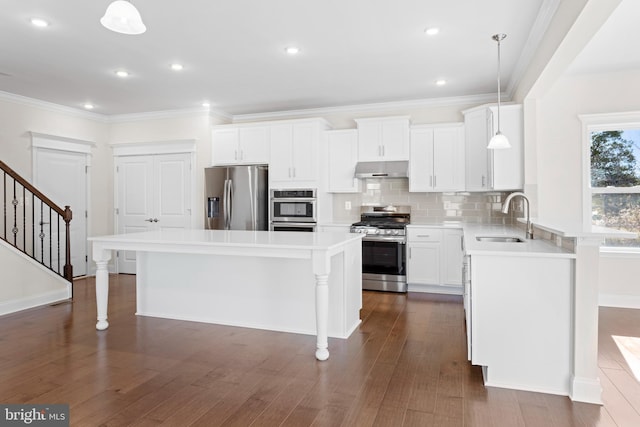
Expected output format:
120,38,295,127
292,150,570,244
227,179,233,229
223,179,230,229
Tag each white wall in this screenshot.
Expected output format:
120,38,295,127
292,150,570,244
535,69,640,304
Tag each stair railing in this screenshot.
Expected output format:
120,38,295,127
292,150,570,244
1,160,73,288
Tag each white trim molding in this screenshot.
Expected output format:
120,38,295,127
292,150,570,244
30,132,96,156
111,139,197,156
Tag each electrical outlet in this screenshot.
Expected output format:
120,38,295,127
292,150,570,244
345,201,351,211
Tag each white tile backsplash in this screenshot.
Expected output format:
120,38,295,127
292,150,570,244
332,178,522,224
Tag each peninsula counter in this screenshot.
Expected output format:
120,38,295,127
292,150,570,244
89,229,363,361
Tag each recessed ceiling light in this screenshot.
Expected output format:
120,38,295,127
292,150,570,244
84,103,94,110
202,102,210,108
424,27,439,36
115,70,129,78
435,79,447,86
171,63,184,71
30,18,49,28
285,46,300,55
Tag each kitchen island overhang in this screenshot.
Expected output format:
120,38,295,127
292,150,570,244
89,229,363,361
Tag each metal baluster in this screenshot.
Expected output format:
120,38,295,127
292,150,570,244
12,179,17,246
57,214,61,274
32,193,35,257
22,186,26,252
3,172,6,240
40,201,44,264
49,206,52,271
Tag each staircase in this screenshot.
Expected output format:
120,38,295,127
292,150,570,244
1,160,73,314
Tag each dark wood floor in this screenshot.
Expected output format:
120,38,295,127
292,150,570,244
0,275,638,426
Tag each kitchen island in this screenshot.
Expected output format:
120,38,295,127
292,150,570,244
89,229,363,361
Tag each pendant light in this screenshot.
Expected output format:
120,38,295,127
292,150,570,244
100,0,146,35
487,33,510,149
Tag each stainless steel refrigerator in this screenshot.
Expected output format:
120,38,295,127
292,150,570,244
204,165,269,230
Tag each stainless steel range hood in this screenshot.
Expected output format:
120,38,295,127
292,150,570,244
354,161,409,179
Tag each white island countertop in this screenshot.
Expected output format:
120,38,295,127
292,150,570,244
89,228,363,254
462,224,575,258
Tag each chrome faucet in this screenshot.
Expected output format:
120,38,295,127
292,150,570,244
502,192,533,239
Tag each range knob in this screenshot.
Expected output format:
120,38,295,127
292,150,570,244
392,230,399,235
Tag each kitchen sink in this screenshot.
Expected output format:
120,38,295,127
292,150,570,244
475,236,524,243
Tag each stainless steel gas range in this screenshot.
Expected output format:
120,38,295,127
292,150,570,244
350,205,410,293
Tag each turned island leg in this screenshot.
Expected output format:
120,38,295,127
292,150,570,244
92,245,112,331
315,273,330,361
313,250,331,361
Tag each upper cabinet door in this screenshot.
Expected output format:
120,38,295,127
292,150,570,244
408,127,435,192
326,129,359,193
269,125,293,182
380,119,410,160
238,127,269,164
212,128,240,165
433,126,465,191
356,117,410,161
291,123,316,182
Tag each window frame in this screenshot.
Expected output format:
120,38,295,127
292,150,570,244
580,111,640,250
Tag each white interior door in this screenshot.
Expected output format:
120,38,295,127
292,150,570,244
116,156,155,274
116,153,192,274
34,148,88,276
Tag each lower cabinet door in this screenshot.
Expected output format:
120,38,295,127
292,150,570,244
407,243,440,284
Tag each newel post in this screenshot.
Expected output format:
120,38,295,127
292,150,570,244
63,206,73,291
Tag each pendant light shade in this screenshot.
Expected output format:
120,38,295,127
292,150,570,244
101,1,146,35
487,33,510,149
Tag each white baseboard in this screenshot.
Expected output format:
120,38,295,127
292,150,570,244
599,293,640,309
0,288,71,316
570,375,603,404
408,283,463,295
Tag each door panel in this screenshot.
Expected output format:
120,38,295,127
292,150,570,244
34,148,88,276
156,154,191,230
117,156,154,273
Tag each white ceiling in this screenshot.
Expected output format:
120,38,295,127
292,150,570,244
1,0,556,117
567,0,640,76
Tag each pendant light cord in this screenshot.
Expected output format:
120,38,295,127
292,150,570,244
493,34,506,135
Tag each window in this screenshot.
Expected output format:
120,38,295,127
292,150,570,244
589,128,640,248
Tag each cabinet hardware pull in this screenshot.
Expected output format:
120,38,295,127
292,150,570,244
417,234,430,237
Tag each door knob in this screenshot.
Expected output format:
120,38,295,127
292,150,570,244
144,218,154,222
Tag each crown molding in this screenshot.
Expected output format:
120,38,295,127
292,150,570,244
231,93,496,123
0,90,108,122
506,0,561,99
107,106,232,123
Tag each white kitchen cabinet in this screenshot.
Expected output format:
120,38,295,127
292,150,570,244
212,125,269,165
467,253,572,394
355,116,410,161
463,104,523,191
407,227,442,286
325,129,359,193
269,119,330,187
407,226,463,294
409,124,465,192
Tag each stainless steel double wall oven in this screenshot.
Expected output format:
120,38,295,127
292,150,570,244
270,189,317,232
